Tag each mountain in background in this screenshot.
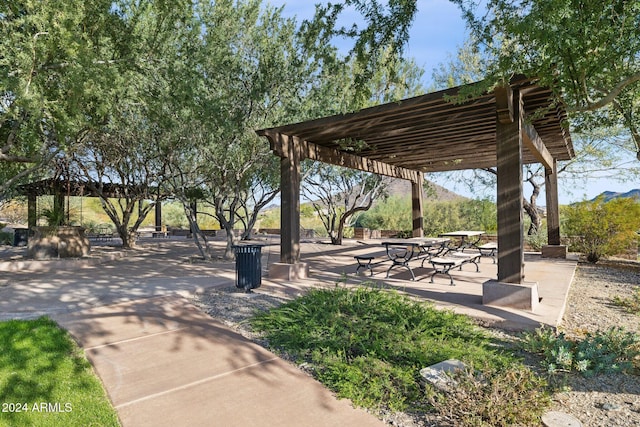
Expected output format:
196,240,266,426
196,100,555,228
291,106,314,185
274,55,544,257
384,178,467,202
591,189,640,202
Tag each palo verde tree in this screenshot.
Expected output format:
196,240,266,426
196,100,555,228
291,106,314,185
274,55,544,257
0,1,127,197
67,103,170,248
61,0,193,248
153,0,322,260
451,0,640,159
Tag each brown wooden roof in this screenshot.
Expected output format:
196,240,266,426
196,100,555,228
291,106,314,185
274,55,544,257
258,79,573,172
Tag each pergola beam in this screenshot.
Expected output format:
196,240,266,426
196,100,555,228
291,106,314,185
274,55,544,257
522,122,554,169
259,129,422,183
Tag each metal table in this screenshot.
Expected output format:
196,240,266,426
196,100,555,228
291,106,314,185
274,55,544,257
382,237,449,280
438,230,485,252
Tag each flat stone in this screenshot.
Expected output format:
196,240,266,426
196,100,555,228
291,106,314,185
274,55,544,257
419,359,466,392
541,411,582,427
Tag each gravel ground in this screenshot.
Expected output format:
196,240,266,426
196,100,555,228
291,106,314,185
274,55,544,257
550,261,640,427
193,260,640,427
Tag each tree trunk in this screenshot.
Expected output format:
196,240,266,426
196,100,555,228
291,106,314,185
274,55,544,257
522,198,542,235
182,202,212,261
215,199,238,260
523,173,543,235
223,228,236,259
118,225,137,249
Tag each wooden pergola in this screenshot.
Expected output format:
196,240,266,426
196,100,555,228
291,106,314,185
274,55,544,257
257,77,573,286
18,178,165,231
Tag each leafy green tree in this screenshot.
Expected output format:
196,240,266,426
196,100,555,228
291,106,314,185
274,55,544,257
302,163,389,245
1,1,126,196
153,0,327,259
61,0,192,248
563,197,640,263
451,0,640,158
300,1,418,107
68,106,170,248
186,0,311,259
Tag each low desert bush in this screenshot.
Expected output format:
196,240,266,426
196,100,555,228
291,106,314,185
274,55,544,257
563,197,640,263
521,326,640,376
428,364,550,427
613,288,640,316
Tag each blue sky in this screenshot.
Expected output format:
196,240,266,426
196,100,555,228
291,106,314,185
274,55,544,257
270,1,638,204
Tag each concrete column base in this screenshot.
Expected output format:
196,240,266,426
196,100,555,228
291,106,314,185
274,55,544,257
269,262,309,280
542,245,567,259
482,280,540,311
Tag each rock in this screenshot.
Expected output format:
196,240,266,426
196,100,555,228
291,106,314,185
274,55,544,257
419,359,466,392
600,402,621,411
541,411,582,427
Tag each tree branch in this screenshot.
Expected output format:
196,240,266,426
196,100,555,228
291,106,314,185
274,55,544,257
570,72,640,113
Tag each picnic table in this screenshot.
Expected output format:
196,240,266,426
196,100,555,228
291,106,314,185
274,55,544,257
438,230,484,252
381,237,449,280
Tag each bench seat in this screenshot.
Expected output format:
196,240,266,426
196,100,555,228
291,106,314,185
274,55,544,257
354,255,377,276
477,242,497,263
429,252,481,285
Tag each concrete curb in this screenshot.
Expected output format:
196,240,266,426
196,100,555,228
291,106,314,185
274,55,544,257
0,250,126,272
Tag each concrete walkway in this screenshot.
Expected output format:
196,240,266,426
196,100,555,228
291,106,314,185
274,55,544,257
54,295,384,427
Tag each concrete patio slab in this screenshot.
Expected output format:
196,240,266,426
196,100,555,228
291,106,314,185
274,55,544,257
1,237,580,426
1,237,578,330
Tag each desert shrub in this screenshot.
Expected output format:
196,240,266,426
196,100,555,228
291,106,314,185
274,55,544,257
521,326,640,376
525,226,548,251
357,197,497,236
251,286,525,413
356,195,412,231
0,223,11,245
428,365,550,427
613,287,640,316
563,197,640,263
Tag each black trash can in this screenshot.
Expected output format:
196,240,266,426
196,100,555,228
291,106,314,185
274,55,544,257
13,228,29,247
233,244,262,291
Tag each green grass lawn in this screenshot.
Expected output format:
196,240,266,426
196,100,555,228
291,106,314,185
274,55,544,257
0,317,120,427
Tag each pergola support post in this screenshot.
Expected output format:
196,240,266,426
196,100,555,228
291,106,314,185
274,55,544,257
484,88,539,311
155,201,162,231
496,89,525,284
542,159,567,258
27,193,37,231
269,133,308,280
411,173,424,237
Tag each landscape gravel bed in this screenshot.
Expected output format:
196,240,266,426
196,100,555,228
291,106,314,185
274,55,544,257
193,261,640,427
549,262,640,427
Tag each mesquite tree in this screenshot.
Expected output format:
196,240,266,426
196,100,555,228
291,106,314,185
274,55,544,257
302,163,389,245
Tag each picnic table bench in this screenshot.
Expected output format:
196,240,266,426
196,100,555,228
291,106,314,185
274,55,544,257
429,251,481,285
477,242,497,263
438,230,484,252
354,255,384,276
353,238,449,280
